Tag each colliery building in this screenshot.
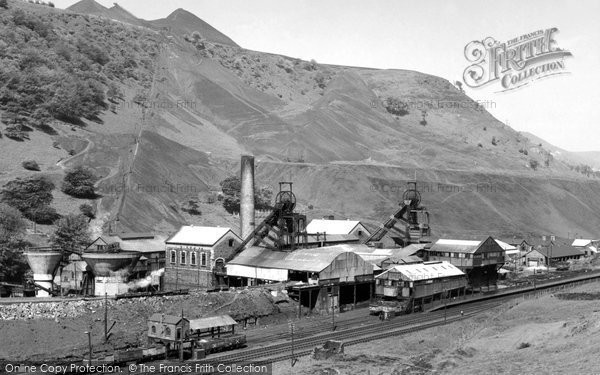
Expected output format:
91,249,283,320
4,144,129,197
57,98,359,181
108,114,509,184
306,218,371,243
375,260,467,308
425,237,505,290
164,226,242,290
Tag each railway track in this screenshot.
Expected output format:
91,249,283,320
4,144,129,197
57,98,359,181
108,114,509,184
205,300,502,364
200,275,599,367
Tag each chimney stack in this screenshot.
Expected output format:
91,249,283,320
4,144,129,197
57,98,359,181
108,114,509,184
240,155,255,239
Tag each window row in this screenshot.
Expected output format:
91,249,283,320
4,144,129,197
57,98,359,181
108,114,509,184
169,249,208,266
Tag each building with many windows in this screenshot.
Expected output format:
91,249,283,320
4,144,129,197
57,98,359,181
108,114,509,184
424,236,505,290
164,226,242,290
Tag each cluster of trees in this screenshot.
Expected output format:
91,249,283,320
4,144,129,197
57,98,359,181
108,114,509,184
0,203,90,284
0,166,97,226
0,6,160,138
0,176,58,224
219,176,273,214
384,97,409,117
570,163,599,178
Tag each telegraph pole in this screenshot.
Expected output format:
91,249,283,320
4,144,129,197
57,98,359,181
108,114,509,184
289,322,297,367
104,292,108,342
443,289,447,324
84,331,92,362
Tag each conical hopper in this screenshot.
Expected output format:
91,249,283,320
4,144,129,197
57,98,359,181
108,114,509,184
81,251,140,277
24,250,63,297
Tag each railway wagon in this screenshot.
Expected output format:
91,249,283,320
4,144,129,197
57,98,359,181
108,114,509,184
195,334,247,354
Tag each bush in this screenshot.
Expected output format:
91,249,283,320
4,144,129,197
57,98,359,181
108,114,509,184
24,205,59,224
0,0,8,9
517,342,531,349
384,97,409,116
529,160,539,170
314,73,327,89
182,200,201,216
4,129,28,141
22,160,40,171
491,136,497,146
62,166,98,198
0,176,54,214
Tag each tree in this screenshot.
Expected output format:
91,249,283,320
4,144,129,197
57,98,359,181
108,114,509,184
219,176,273,214
420,110,428,126
0,204,26,243
0,204,28,283
255,186,273,211
106,82,123,103
455,81,464,93
220,176,241,197
79,203,95,219
181,200,201,216
62,166,98,198
0,176,55,221
50,214,90,255
0,0,8,9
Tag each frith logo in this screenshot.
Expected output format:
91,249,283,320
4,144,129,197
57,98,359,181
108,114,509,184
463,28,572,92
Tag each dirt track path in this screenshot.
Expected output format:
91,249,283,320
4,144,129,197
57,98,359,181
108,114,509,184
55,138,93,170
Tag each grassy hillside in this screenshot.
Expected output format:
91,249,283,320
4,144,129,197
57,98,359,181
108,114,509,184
1,0,599,241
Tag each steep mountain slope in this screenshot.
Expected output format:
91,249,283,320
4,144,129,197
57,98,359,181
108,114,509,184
150,8,239,47
1,0,599,241
523,132,600,171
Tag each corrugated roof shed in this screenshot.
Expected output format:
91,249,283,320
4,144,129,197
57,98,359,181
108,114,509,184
118,232,156,240
429,239,483,253
189,315,237,330
229,244,367,273
494,239,517,251
119,235,168,254
572,239,592,247
166,226,238,246
537,245,583,258
306,219,362,235
376,261,464,281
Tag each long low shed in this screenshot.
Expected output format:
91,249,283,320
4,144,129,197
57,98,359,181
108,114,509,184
226,245,375,284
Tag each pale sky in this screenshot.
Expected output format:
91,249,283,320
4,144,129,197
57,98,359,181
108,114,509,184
54,0,600,152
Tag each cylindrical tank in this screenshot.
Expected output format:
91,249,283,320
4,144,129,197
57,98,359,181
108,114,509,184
24,250,62,297
240,155,255,239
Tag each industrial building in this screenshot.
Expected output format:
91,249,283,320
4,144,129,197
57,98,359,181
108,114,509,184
306,218,371,243
524,245,583,267
164,226,242,290
147,313,190,347
81,237,141,296
425,237,505,290
374,261,467,310
571,239,598,256
226,244,374,285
